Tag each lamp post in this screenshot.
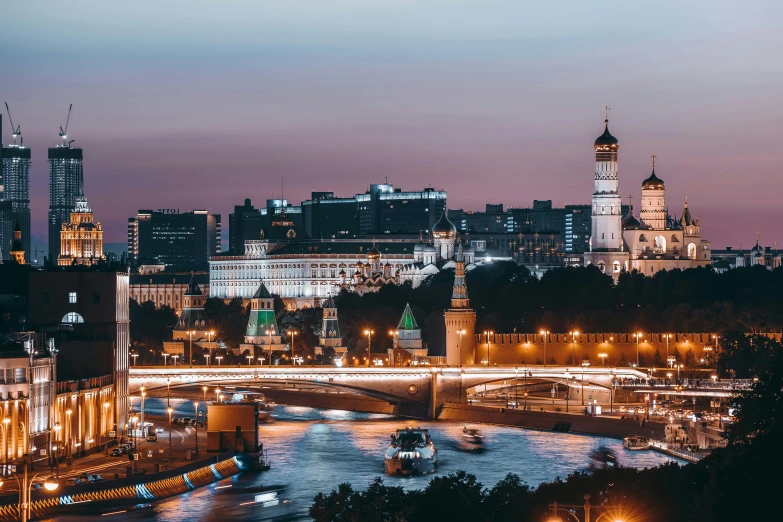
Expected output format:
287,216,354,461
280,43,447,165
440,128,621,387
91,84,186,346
539,330,549,366
216,356,223,366
523,365,528,410
162,353,169,366
65,410,72,460
205,353,210,367
665,333,672,360
140,387,146,439
131,353,138,366
570,330,580,365
289,330,297,366
388,329,399,349
677,363,683,381
564,372,570,413
634,332,643,367
2,417,9,465
215,388,221,403
167,407,173,466
598,352,607,366
202,386,208,406
265,328,275,367
610,373,615,415
514,367,519,409
484,330,494,365
172,355,179,366
581,359,590,406
363,329,374,367
52,423,61,468
208,330,215,351
5,455,60,522
188,330,194,367
247,355,253,366
193,402,199,454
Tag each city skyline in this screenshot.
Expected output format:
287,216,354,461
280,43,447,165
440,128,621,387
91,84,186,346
3,1,782,248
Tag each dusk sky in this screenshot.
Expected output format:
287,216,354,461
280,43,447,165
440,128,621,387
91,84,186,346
4,1,782,248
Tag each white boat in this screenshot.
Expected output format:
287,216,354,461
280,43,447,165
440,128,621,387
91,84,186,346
384,427,438,476
623,435,650,450
457,426,485,452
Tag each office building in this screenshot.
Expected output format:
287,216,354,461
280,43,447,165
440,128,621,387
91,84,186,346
301,192,359,239
128,209,221,271
0,120,31,262
228,199,304,254
357,184,447,235
48,145,84,264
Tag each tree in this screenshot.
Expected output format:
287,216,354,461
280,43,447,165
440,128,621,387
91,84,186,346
129,299,178,354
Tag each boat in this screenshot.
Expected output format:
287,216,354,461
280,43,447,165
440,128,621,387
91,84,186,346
384,427,438,476
588,446,617,469
623,435,650,450
457,426,485,452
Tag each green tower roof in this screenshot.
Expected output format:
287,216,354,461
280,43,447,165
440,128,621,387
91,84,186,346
397,303,419,331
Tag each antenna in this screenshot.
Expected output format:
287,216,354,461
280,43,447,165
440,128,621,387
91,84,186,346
59,103,73,146
4,103,21,145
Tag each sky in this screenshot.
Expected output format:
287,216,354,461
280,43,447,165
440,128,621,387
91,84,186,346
3,1,782,249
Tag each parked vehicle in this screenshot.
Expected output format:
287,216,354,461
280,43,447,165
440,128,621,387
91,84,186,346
79,473,103,483
147,426,157,442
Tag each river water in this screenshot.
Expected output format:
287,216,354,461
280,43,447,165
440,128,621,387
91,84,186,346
50,404,678,521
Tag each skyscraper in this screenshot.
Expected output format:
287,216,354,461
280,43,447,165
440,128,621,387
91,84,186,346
1,114,31,262
48,145,84,264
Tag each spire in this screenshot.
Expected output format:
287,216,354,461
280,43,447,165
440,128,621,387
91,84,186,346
252,279,272,299
185,273,203,296
451,246,470,308
397,303,419,330
680,196,694,226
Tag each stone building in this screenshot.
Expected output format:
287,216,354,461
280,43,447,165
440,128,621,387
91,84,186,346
57,197,105,266
317,295,347,357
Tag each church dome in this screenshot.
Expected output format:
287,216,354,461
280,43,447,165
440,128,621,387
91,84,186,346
432,213,456,237
642,169,665,189
414,242,428,252
622,211,642,230
367,245,381,259
594,119,619,148
423,244,437,253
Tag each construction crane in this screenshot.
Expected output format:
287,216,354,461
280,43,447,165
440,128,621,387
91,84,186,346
59,103,73,146
4,102,21,145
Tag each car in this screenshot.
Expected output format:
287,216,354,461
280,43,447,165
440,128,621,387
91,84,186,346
65,477,85,486
173,418,182,425
181,417,192,425
81,474,103,483
30,482,43,490
110,446,127,457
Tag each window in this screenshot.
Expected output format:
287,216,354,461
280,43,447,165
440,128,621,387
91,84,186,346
68,292,77,304
62,312,84,324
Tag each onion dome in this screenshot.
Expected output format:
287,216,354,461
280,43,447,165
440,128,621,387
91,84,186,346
414,242,428,252
594,119,619,148
432,212,457,237
384,261,392,268
642,169,665,189
367,244,381,259
338,268,346,277
423,244,437,253
622,208,641,230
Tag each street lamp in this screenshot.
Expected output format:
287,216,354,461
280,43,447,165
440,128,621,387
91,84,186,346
208,329,215,349
364,329,374,367
265,328,275,367
216,388,221,402
162,353,169,366
581,358,590,406
216,356,223,366
172,355,179,366
570,330,580,365
193,401,199,454
140,387,146,436
131,353,138,366
2,418,9,465
2,457,60,522
247,355,254,366
665,333,672,360
167,407,173,465
205,353,211,367
634,332,643,367
564,371,570,413
484,330,494,365
65,410,72,460
388,329,399,349
598,352,607,366
539,329,549,366
289,330,297,366
188,330,195,367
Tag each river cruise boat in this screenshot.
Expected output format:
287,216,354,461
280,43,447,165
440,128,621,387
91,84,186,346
623,435,650,450
384,427,438,476
457,426,485,452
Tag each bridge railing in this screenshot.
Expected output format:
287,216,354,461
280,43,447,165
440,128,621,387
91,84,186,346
617,378,754,391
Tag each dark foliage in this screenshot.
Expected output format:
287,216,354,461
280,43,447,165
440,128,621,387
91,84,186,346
129,298,177,356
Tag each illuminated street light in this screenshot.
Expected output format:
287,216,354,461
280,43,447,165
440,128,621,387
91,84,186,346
216,356,223,366
539,329,549,366
598,352,607,366
364,329,374,367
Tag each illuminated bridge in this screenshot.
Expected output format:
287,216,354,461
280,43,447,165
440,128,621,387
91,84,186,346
129,366,648,418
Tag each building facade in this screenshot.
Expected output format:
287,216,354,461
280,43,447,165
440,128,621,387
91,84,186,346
317,295,346,357
128,209,221,271
129,271,209,313
0,135,31,262
48,145,84,264
57,197,104,266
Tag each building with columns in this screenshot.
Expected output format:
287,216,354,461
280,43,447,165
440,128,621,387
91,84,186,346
445,245,476,365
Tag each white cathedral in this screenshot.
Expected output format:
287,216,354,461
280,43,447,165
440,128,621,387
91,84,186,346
584,113,711,277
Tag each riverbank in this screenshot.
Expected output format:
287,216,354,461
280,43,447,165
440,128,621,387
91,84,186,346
0,451,250,521
437,402,665,439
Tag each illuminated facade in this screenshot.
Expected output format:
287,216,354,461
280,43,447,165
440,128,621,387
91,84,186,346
317,295,347,356
57,197,104,266
444,244,476,365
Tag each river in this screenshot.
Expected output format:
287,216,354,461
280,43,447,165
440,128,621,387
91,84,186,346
49,404,679,521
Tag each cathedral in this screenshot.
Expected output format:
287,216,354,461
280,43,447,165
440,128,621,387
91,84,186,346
584,111,711,277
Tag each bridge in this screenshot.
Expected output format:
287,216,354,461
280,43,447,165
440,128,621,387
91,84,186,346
129,365,648,418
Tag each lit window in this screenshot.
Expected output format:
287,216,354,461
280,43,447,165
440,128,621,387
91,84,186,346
68,292,77,304
62,312,84,324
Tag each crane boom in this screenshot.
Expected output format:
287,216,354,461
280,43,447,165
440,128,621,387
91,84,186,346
59,103,73,145
4,102,21,144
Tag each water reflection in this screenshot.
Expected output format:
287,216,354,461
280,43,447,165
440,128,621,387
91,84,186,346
49,405,679,521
